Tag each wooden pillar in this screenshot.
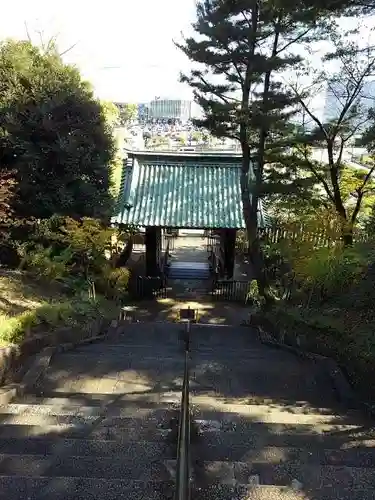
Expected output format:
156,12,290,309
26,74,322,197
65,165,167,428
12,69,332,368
218,229,226,278
156,227,162,269
223,229,237,279
145,227,161,276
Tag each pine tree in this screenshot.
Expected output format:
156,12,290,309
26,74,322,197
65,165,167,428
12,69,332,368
176,0,336,294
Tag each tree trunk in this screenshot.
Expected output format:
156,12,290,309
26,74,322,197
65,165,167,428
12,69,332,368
342,222,353,246
116,237,133,267
247,201,268,297
240,145,268,297
333,201,354,247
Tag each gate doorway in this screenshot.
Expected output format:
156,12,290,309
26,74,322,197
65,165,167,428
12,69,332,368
166,231,212,299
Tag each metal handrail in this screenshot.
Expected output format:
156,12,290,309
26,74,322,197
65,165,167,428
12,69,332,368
174,327,191,500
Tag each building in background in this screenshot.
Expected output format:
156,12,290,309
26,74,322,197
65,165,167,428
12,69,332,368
323,80,375,127
149,98,192,122
138,103,150,122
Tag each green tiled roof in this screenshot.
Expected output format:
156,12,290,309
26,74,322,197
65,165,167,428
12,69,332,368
112,151,262,229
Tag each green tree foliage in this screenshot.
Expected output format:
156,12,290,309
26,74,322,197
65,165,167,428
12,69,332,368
0,40,115,221
191,130,203,143
101,100,120,128
148,135,170,150
289,29,375,244
176,135,187,145
267,164,375,228
116,103,138,126
0,168,15,221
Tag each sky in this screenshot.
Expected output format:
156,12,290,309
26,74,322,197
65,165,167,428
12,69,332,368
0,0,197,102
0,2,374,113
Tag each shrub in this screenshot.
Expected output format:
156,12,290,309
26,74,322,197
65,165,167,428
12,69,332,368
0,302,73,344
20,245,73,281
96,265,130,301
0,241,21,268
273,228,370,305
59,217,113,278
0,296,116,345
19,216,132,300
299,246,367,301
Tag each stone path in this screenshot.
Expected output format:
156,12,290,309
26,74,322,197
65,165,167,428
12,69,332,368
169,235,208,263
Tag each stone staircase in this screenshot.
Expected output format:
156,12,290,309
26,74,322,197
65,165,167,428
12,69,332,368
189,326,375,499
168,261,211,280
0,322,373,499
0,325,183,500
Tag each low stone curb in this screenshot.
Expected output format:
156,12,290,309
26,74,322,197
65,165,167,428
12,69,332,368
0,347,57,405
256,325,375,418
0,318,120,405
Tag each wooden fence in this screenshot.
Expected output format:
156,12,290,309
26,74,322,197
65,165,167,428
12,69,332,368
236,226,369,253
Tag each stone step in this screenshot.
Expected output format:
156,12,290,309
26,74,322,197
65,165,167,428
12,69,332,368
43,353,185,370
115,323,258,341
71,343,182,354
87,345,300,364
1,436,374,469
192,396,348,414
192,445,375,468
194,420,375,452
0,412,177,431
0,476,174,500
168,261,211,279
188,362,336,402
110,324,181,341
0,403,179,419
37,362,185,394
17,393,180,407
0,454,174,481
194,484,374,500
112,331,262,350
2,454,374,487
1,402,364,425
15,394,349,418
188,325,258,335
190,351,310,363
0,423,173,442
0,404,180,441
95,343,286,359
0,437,175,460
194,460,375,489
190,403,368,425
0,476,373,500
190,384,337,400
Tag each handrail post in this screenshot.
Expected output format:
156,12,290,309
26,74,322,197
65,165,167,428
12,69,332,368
185,319,191,352
174,308,194,500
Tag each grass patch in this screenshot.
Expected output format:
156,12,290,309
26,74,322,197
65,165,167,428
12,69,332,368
0,269,118,346
0,269,67,318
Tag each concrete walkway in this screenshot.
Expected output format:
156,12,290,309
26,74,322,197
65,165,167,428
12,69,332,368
169,235,208,263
